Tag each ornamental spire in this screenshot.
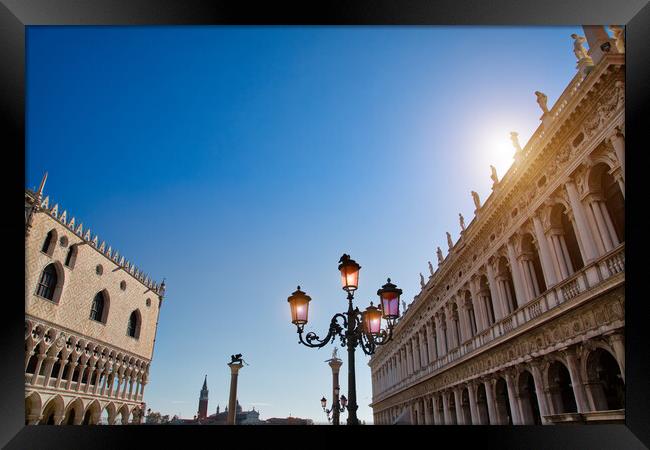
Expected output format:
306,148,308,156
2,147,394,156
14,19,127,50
36,171,48,200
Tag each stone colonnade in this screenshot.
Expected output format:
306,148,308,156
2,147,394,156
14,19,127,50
373,333,624,425
25,318,149,425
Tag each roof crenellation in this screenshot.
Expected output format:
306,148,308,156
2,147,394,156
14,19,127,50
26,183,166,297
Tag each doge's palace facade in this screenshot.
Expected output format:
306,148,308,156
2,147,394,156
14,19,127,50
24,177,166,425
369,26,625,425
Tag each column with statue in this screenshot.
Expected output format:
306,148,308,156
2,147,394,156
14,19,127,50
227,354,245,425
326,348,344,425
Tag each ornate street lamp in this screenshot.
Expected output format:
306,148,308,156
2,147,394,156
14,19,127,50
321,389,347,424
287,287,311,325
287,254,401,425
377,278,402,328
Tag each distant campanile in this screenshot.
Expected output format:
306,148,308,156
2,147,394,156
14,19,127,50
198,375,209,420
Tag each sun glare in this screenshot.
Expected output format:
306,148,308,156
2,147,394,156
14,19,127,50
487,131,517,177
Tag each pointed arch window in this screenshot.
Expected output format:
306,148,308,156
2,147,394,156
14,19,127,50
64,244,78,268
90,291,107,323
36,264,58,300
127,310,141,339
42,229,56,255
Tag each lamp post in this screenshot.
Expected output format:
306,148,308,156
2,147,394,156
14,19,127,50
321,387,347,424
287,254,402,425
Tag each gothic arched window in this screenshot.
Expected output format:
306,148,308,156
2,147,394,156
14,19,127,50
127,310,141,338
90,292,106,323
36,264,58,300
64,244,78,268
41,229,56,255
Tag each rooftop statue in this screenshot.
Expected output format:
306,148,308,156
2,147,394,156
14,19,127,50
420,273,425,289
428,261,434,276
534,91,549,115
510,131,522,154
571,33,590,61
459,213,466,231
609,25,624,53
471,190,481,210
436,246,444,264
446,232,453,250
490,165,499,186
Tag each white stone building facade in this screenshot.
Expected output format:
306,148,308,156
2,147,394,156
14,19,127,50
369,26,625,426
24,179,166,425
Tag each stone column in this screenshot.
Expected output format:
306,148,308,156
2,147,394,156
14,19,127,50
433,317,441,356
523,256,542,298
454,389,464,425
423,396,433,425
549,232,571,279
504,372,522,424
426,321,437,362
468,382,479,425
507,241,527,306
442,391,451,425
112,374,123,398
75,361,88,392
496,275,514,316
140,379,149,401
405,345,411,375
532,215,559,286
418,330,427,367
121,371,131,398
99,369,110,396
66,361,78,391
470,279,487,331
327,356,343,425
397,351,403,381
585,193,614,253
563,348,590,413
445,304,458,350
484,379,498,425
227,361,244,425
486,262,504,320
25,347,35,371
41,355,58,387
530,361,551,423
54,355,68,390
413,337,421,371
456,297,470,343
566,181,600,262
609,129,625,183
30,353,46,385
435,315,446,356
600,201,620,246
517,255,531,302
84,361,98,393
128,377,135,400
606,332,625,382
432,395,442,425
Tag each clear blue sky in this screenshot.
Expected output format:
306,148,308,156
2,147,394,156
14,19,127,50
27,25,587,424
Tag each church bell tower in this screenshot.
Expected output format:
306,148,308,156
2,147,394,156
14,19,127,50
197,375,209,420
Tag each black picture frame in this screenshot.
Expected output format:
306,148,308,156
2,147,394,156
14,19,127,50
2,0,648,448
